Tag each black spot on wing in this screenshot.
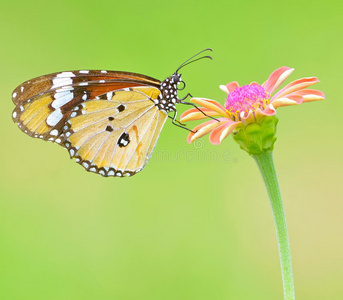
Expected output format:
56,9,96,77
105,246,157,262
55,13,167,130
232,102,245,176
118,132,130,147
117,104,125,112
106,125,113,132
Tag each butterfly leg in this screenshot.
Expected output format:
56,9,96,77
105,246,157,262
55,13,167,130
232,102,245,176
180,93,193,101
180,96,220,122
170,109,196,133
168,115,186,126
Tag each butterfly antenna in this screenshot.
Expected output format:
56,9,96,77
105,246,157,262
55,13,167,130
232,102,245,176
176,48,213,72
177,55,212,71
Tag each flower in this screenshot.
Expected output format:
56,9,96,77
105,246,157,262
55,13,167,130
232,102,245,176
180,67,325,146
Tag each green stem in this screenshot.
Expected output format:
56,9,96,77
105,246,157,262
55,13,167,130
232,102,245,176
252,151,295,300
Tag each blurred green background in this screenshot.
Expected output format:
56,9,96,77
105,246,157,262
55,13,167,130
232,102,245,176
1,0,342,299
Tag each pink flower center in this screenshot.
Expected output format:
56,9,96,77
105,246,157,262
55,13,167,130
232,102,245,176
225,84,268,118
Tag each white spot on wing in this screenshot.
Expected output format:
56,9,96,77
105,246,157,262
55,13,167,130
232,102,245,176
52,72,76,89
57,72,75,78
101,70,107,73
47,109,63,126
107,92,113,100
52,91,74,109
50,129,59,136
79,70,90,74
57,86,74,92
79,82,88,86
12,92,17,98
12,111,17,118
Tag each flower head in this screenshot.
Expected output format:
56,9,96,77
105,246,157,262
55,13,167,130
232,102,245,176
225,83,268,118
181,66,325,149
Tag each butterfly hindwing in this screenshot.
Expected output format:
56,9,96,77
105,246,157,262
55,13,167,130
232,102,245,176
63,87,168,177
12,86,79,143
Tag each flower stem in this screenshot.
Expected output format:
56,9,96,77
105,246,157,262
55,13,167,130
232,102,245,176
252,151,295,300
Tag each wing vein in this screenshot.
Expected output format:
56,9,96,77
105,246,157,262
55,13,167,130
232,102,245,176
74,104,155,165
109,106,156,169
122,109,159,172
89,132,111,166
21,101,51,131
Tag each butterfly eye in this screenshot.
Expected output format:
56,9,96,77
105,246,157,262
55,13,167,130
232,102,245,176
171,73,181,84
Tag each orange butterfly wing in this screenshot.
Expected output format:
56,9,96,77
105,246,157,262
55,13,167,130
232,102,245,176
64,86,168,177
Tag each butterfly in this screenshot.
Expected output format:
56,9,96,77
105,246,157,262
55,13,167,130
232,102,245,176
11,49,214,177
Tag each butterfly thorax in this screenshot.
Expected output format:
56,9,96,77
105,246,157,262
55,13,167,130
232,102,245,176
155,73,182,113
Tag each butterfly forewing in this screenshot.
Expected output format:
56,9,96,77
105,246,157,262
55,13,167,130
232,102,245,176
12,70,160,105
63,86,167,177
12,71,162,144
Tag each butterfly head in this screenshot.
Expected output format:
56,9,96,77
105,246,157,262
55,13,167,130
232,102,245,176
157,49,213,112
171,72,181,84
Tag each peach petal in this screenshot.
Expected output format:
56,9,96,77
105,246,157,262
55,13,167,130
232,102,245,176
272,95,304,108
181,107,206,119
240,109,256,125
187,118,227,143
261,104,276,116
219,85,230,94
209,121,240,145
272,77,319,100
180,107,221,122
226,81,240,92
220,81,240,94
263,67,294,94
288,89,325,102
254,108,267,123
190,98,227,116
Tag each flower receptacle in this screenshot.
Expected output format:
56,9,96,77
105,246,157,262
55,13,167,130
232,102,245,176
232,116,279,155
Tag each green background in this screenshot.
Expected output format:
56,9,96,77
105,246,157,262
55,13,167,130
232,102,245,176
1,0,342,299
